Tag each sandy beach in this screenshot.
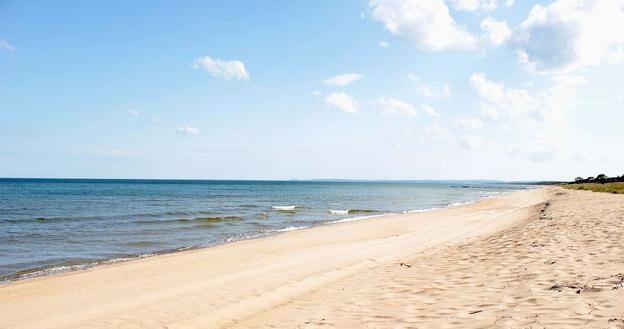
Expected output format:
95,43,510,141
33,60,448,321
1,187,623,329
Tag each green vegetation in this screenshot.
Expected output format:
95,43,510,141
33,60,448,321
563,173,624,194
572,173,624,184
563,182,624,194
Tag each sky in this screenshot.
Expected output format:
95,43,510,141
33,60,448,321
1,0,623,181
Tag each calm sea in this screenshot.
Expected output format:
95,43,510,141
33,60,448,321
0,179,526,281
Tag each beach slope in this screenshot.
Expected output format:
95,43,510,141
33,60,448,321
3,188,621,328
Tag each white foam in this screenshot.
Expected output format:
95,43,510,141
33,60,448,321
272,205,297,211
1,253,159,284
328,209,349,215
447,201,474,207
277,226,307,232
328,213,394,224
402,207,439,214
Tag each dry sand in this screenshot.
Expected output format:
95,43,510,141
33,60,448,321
1,187,623,329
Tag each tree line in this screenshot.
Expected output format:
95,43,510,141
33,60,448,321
572,174,624,184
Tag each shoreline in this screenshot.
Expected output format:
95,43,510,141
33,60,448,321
238,187,624,328
0,188,523,284
0,187,549,329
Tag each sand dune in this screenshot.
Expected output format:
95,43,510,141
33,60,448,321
1,187,623,328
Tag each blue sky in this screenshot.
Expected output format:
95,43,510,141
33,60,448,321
1,0,623,180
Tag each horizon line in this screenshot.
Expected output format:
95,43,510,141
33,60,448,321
0,177,551,183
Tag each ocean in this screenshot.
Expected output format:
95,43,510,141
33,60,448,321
0,179,526,281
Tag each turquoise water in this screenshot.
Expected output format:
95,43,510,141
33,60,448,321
0,179,526,280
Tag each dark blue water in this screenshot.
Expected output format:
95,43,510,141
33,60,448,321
0,179,525,280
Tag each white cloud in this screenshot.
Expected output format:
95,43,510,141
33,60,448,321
527,144,556,162
458,136,482,150
515,0,624,73
480,106,499,120
409,75,452,98
420,83,452,98
323,73,363,87
422,105,440,118
468,72,586,162
450,0,498,11
126,109,140,118
480,17,512,46
324,92,358,113
469,73,505,103
418,85,435,98
369,0,477,50
454,117,484,129
417,121,486,152
551,74,587,87
176,126,200,135
375,97,419,117
470,72,547,122
0,39,15,51
379,40,391,48
420,121,454,144
505,0,515,7
193,56,249,80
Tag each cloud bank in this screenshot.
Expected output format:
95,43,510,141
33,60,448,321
515,0,624,73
